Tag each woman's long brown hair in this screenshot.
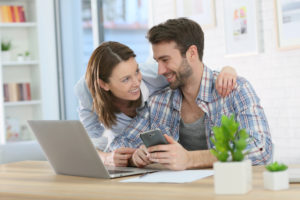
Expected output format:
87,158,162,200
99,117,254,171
85,41,140,128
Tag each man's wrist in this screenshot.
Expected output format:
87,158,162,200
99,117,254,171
186,151,196,169
186,150,216,169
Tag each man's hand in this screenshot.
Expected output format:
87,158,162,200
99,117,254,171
99,147,135,167
131,145,152,168
147,134,191,170
216,66,237,97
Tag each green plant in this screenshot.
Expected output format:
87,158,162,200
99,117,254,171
265,161,288,172
24,51,30,56
210,114,249,162
1,41,11,51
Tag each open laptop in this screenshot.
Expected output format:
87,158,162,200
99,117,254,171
289,168,300,183
27,120,157,179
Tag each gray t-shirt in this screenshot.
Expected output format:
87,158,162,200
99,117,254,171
179,116,208,151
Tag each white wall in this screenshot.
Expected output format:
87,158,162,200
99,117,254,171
150,0,300,164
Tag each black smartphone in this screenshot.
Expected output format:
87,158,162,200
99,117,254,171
140,129,169,148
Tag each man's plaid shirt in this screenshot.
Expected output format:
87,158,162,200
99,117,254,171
109,66,272,165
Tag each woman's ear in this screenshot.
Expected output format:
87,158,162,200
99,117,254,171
97,79,109,91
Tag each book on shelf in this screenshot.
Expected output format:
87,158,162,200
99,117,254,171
3,82,31,102
0,5,26,23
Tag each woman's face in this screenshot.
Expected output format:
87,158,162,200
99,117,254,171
103,57,142,101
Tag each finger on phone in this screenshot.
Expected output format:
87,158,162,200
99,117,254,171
118,147,136,154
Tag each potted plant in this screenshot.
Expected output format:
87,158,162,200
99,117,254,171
263,161,289,190
24,50,31,60
17,53,24,61
1,40,12,61
210,115,252,194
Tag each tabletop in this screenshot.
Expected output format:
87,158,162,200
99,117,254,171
0,161,299,200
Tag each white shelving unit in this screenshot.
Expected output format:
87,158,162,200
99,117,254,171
0,0,59,144
0,22,36,28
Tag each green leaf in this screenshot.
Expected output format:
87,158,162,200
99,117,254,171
210,149,218,157
210,114,250,162
265,161,288,172
233,150,244,161
1,41,11,51
217,151,229,162
234,138,247,151
239,129,249,140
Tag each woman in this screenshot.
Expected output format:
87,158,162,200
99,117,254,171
75,41,237,167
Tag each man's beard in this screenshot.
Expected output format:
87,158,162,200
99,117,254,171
169,58,192,90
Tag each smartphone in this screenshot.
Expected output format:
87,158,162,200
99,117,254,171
140,129,169,148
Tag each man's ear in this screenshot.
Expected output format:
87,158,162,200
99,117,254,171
186,45,198,61
97,79,109,91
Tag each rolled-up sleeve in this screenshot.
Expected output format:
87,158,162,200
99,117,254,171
233,79,273,165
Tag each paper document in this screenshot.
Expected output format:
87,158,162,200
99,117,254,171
121,170,213,183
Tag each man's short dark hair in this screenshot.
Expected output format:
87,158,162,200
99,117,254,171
147,18,204,61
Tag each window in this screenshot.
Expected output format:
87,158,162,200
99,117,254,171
57,0,150,119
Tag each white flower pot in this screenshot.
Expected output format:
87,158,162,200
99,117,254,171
17,55,24,62
213,159,252,194
1,51,11,61
263,170,289,190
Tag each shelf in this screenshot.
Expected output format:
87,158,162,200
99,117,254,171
4,100,41,107
2,60,39,66
0,22,36,28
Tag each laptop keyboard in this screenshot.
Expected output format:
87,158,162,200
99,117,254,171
108,169,133,174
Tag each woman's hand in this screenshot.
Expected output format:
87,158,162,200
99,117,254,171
216,66,237,97
131,145,152,168
99,147,135,167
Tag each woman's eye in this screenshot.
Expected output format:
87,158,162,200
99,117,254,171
122,77,129,83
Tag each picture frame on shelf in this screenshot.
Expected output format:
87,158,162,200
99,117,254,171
223,0,260,56
275,0,300,50
176,0,216,29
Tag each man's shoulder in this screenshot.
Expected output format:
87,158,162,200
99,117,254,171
235,76,252,90
148,87,179,103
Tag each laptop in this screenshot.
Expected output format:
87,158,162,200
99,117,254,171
289,168,300,183
27,120,157,179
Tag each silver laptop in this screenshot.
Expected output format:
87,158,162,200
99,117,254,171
27,120,157,179
289,168,300,183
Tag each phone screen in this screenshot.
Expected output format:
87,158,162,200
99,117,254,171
140,129,169,148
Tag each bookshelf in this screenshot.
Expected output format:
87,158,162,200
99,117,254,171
0,0,59,144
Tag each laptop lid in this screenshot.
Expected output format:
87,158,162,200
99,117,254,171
27,120,155,179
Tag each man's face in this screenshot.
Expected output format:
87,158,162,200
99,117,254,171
152,41,192,89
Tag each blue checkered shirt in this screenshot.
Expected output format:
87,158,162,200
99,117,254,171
109,66,273,165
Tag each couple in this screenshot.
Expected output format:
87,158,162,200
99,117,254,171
75,18,272,170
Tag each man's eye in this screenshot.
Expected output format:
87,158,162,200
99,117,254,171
136,68,140,75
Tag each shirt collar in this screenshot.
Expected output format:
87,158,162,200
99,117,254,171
197,65,214,103
170,65,215,111
140,80,149,107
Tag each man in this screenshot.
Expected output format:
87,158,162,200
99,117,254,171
109,18,272,170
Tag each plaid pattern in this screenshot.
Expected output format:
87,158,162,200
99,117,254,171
109,66,273,165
